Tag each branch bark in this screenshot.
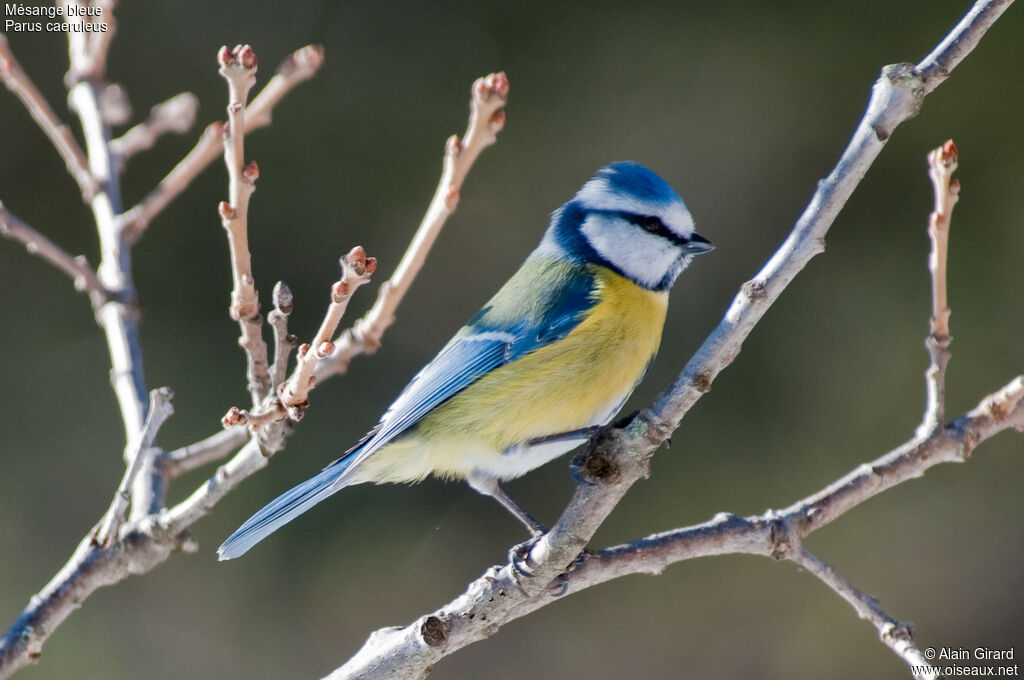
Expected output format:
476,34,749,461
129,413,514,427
323,1,1017,676
314,72,510,382
0,60,505,678
329,374,1024,680
217,44,271,407
120,45,325,242
0,35,96,201
0,202,109,308
110,92,199,169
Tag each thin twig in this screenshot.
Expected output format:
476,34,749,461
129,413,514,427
315,72,509,382
218,44,270,407
919,140,959,438
158,427,249,480
0,40,321,679
110,92,199,169
120,45,324,242
323,2,1015,676
94,388,175,547
0,202,109,308
789,548,933,679
329,374,1024,680
85,0,117,82
0,35,96,201
281,247,376,411
268,281,298,390
225,248,377,428
160,438,270,536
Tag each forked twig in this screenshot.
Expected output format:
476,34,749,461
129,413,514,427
315,72,510,381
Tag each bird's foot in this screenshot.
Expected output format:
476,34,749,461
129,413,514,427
508,534,544,578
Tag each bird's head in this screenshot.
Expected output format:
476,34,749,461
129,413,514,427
540,161,713,291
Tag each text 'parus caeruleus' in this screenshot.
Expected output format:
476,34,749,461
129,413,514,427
218,161,713,560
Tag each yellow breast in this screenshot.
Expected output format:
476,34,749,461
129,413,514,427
353,267,668,483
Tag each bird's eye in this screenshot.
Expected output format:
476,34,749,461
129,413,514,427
638,216,664,233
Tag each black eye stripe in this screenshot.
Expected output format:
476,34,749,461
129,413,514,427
611,211,688,245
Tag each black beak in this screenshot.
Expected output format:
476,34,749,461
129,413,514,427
685,232,714,255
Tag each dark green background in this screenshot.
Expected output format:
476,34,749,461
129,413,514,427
2,2,1022,678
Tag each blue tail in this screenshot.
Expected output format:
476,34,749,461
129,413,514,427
217,455,357,560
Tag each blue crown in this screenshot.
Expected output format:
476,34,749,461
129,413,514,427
591,161,682,206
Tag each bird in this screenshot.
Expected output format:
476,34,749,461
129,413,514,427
218,161,713,560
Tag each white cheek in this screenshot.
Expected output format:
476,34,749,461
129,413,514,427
580,215,683,288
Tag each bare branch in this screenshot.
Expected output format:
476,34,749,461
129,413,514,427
919,140,960,438
0,39,320,679
120,45,324,241
268,281,298,391
227,248,377,428
110,92,199,169
94,388,175,547
220,246,376,428
281,247,376,411
315,72,509,382
158,427,249,480
327,374,1024,679
789,548,933,678
217,44,270,407
0,35,96,201
0,202,109,308
62,6,148,443
85,0,117,82
160,438,271,536
323,2,1015,675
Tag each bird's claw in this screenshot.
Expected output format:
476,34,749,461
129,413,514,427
508,535,543,578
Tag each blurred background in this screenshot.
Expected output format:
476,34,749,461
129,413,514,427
2,1,1022,678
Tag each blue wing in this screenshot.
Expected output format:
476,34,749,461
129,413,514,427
345,259,598,466
218,258,596,559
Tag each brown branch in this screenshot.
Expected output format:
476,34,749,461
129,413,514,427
0,40,324,679
110,92,199,169
324,2,1016,676
217,44,270,407
788,548,933,678
0,202,109,308
158,427,249,480
315,71,509,382
267,281,298,391
280,247,376,413
94,388,175,547
120,45,324,242
919,140,960,438
223,248,377,429
0,35,96,201
329,373,1024,680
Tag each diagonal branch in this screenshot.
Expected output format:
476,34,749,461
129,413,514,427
788,548,933,678
94,388,175,547
328,374,1024,680
0,35,96,201
222,248,377,430
322,1,1015,676
217,44,270,407
120,45,324,242
315,72,509,382
110,92,199,169
0,202,109,308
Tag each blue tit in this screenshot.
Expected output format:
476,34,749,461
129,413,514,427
218,161,713,560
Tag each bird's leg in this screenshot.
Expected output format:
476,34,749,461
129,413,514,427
467,474,547,536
